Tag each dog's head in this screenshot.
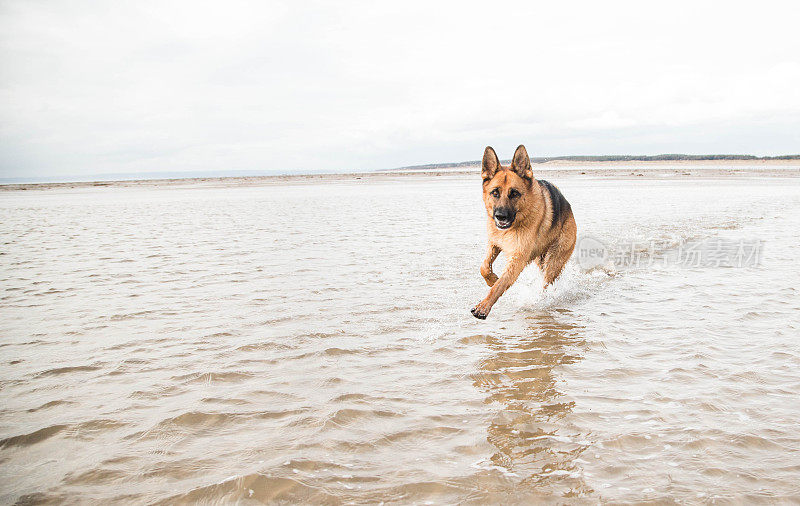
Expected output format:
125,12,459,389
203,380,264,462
481,145,535,230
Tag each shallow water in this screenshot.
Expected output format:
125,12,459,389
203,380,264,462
1,174,799,503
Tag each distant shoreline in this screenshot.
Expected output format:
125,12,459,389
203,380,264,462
389,154,800,172
3,159,800,192
4,155,800,188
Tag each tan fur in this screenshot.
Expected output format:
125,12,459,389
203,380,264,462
471,145,577,319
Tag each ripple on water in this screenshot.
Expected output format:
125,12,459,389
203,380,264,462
128,409,310,438
32,364,104,378
170,371,258,384
157,474,339,504
0,419,127,449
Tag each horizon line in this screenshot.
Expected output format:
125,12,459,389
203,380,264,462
2,153,800,185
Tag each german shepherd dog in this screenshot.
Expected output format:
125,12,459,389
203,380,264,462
470,145,577,319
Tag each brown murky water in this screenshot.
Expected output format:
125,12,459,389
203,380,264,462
1,174,799,503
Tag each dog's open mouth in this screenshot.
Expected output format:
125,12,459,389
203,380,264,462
494,218,513,229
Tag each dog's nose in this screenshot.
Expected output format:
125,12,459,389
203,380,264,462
495,209,512,220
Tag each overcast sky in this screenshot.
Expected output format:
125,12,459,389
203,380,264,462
1,0,799,178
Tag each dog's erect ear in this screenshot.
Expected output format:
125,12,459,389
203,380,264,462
510,144,533,181
481,146,500,181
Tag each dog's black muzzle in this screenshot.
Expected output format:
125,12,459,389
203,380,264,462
493,208,515,230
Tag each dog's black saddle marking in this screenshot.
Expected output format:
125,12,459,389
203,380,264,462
539,179,571,227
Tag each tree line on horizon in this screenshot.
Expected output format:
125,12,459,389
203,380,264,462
393,154,800,171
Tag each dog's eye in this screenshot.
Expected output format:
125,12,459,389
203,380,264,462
490,188,500,198
509,189,521,198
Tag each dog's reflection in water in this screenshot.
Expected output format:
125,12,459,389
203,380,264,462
471,312,592,496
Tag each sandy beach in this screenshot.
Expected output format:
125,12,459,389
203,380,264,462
2,159,799,192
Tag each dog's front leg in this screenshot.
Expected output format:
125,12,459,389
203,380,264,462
480,244,501,286
471,254,527,319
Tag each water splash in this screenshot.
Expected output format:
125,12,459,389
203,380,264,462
507,261,616,311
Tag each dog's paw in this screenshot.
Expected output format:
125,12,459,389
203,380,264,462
484,273,498,287
470,304,489,320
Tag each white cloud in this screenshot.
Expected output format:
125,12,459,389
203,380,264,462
1,0,799,178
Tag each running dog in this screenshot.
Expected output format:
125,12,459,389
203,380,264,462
470,145,577,319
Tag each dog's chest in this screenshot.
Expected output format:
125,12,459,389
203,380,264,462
493,226,544,258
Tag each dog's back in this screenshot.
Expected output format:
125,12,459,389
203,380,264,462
538,179,572,228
